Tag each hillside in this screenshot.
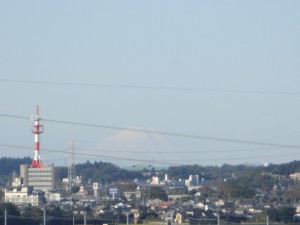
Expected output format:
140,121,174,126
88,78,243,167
0,157,300,186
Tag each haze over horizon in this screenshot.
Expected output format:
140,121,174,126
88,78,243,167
0,1,299,167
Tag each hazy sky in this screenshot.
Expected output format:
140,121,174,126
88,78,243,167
0,1,300,168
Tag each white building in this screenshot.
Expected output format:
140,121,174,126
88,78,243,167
45,192,61,202
5,186,43,207
151,176,159,185
290,173,300,181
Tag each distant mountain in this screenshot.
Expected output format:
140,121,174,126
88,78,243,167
90,127,178,167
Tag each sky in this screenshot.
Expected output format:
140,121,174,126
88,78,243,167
0,1,300,168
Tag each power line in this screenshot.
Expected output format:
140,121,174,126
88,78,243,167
1,113,300,150
0,144,181,166
159,152,297,162
44,147,275,155
0,143,296,165
0,79,300,96
83,146,281,154
8,214,115,222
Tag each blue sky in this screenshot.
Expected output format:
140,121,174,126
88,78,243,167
0,1,300,167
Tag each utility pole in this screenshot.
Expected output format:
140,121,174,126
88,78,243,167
73,211,75,225
43,208,46,225
4,209,7,225
84,211,86,225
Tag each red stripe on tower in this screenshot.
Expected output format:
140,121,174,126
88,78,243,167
35,142,40,150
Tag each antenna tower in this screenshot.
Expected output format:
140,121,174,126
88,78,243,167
30,106,44,168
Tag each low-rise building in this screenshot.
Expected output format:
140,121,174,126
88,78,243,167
290,173,300,181
5,186,43,207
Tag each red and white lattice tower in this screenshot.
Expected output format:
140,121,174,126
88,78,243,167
30,106,44,168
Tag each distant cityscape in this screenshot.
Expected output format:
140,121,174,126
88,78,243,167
1,108,300,225
2,158,300,225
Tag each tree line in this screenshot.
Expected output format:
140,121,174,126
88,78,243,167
1,157,300,185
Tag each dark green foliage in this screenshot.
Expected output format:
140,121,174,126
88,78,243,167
168,161,300,182
53,160,145,184
0,190,3,200
225,214,247,223
284,183,300,201
22,205,42,218
168,164,213,181
139,210,158,220
168,164,262,182
75,161,144,183
46,217,107,225
0,157,31,185
0,217,40,225
225,171,274,198
48,206,65,217
266,207,296,223
0,203,20,216
189,189,197,195
71,185,80,193
193,208,204,218
55,166,68,182
265,160,300,175
0,157,31,176
230,182,255,199
149,186,168,201
0,204,43,225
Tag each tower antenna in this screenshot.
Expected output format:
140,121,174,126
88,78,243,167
30,105,44,168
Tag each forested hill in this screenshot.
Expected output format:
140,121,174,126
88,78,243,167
1,157,300,183
167,160,300,181
265,160,300,175
0,157,31,175
56,161,146,183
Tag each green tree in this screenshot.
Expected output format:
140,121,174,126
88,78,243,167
266,207,296,223
284,184,300,202
0,203,20,216
71,186,80,193
22,206,42,218
226,180,255,198
0,190,4,201
149,187,168,201
48,206,64,218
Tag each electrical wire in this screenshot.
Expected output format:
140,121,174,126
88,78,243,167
8,214,115,222
0,144,181,166
0,79,300,96
1,113,300,150
81,146,281,154
157,151,298,162
0,143,297,166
